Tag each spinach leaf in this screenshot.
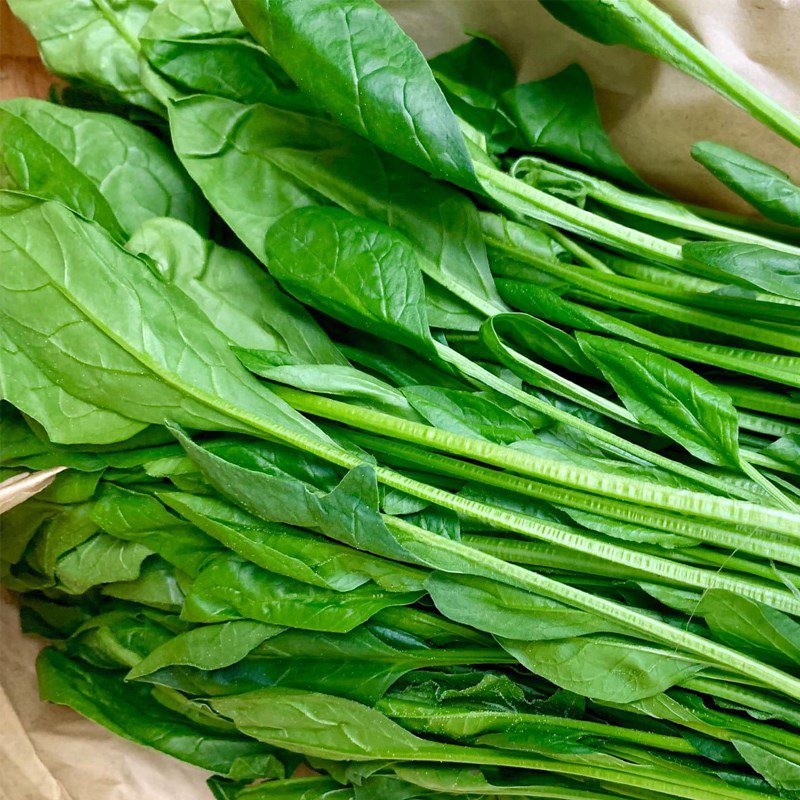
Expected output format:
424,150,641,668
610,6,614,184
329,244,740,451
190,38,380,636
264,207,435,355
696,589,800,672
182,553,420,631
0,194,327,446
577,334,741,468
127,217,346,365
232,0,478,190
429,32,517,154
139,0,315,111
425,573,614,640
160,490,427,593
402,386,541,444
539,0,800,147
499,636,704,703
684,241,800,303
733,741,800,793
168,95,501,329
0,329,147,445
0,98,208,237
8,0,161,111
236,350,412,416
37,647,286,779
691,142,800,228
504,63,645,189
127,620,285,679
55,534,152,594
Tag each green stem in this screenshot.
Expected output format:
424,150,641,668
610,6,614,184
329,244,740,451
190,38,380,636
352,433,800,566
271,386,800,535
491,246,800,354
385,517,800,705
439,344,759,500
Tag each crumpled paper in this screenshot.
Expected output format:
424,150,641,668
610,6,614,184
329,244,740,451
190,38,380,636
1,1,799,798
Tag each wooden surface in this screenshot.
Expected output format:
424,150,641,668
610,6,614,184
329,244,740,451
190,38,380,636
1,0,55,100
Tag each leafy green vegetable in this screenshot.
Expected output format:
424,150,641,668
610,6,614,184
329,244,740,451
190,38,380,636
8,0,161,111
691,142,800,227
504,63,645,189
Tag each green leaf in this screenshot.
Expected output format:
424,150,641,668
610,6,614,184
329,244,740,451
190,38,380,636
127,217,345,365
168,94,500,330
233,0,477,189
691,141,800,227
500,635,703,703
172,427,413,563
403,385,540,444
429,32,517,154
264,207,435,355
236,351,411,415
0,194,326,445
8,0,161,111
577,333,741,468
684,240,800,302
91,484,221,576
128,620,284,679
734,740,800,793
37,647,285,779
425,573,613,640
55,534,152,594
139,0,315,111
504,64,645,189
696,589,800,671
210,686,432,760
182,553,420,631
0,327,147,446
160,491,426,593
0,99,208,237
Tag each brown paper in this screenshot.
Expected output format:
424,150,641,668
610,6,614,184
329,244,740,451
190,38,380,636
1,2,799,798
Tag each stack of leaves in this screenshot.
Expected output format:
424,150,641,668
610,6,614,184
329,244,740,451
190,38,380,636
2,0,800,798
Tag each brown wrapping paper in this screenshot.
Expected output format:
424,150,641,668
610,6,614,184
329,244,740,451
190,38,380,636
1,1,799,797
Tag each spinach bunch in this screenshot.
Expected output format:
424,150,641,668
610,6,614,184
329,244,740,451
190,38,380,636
4,0,800,798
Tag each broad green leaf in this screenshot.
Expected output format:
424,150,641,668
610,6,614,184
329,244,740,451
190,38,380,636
429,32,517,154
236,350,411,415
0,195,327,446
264,207,435,355
160,491,426,593
734,741,800,793
426,573,612,640
684,240,800,302
91,484,221,576
168,94,500,330
0,99,208,237
128,620,284,679
210,686,433,760
37,647,285,779
140,0,315,110
403,385,540,444
103,558,186,610
27,503,98,576
127,217,345,365
55,534,152,594
499,636,703,702
577,333,741,468
233,0,478,189
172,427,413,563
8,0,161,111
696,589,800,671
182,554,421,632
504,64,645,189
692,141,800,227
0,325,147,446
